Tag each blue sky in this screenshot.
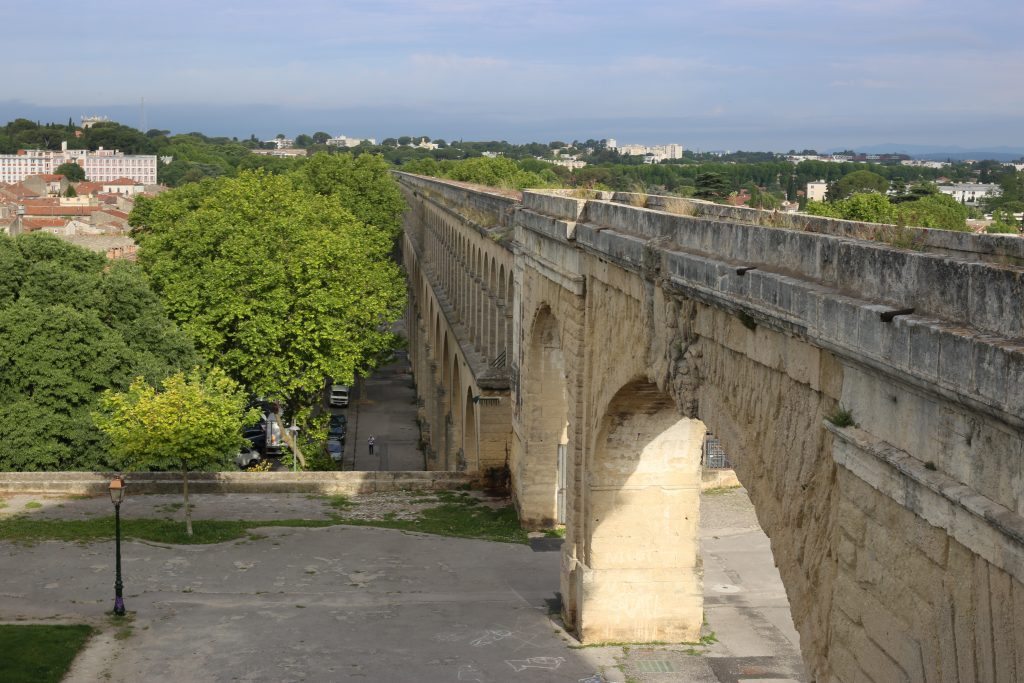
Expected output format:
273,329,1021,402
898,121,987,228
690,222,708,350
2,0,1022,150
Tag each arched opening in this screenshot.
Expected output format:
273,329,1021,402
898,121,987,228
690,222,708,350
464,386,479,473
451,358,463,470
517,306,569,526
572,378,705,643
440,333,452,468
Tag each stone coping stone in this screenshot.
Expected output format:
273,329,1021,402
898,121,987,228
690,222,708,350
0,471,473,496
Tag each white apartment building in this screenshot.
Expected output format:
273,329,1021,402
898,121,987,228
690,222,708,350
0,142,157,184
615,142,684,162
806,180,829,202
937,183,1002,205
326,135,376,148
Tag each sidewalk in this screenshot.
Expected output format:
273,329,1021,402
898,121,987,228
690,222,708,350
344,351,424,472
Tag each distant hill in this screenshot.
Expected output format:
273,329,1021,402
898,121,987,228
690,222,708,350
826,143,1024,162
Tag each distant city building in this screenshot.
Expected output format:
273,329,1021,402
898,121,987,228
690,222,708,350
550,158,587,169
81,115,110,129
937,183,1002,205
806,180,829,202
0,142,157,184
901,159,949,169
615,142,684,162
606,138,618,149
264,137,295,149
250,148,308,158
325,135,376,148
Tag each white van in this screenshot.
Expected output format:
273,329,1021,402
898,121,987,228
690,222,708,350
329,385,350,408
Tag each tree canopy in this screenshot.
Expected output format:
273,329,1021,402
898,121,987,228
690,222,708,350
0,233,196,471
55,162,85,181
96,368,256,534
130,168,406,422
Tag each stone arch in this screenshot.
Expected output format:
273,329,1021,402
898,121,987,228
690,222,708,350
516,305,569,526
464,386,480,472
569,378,705,643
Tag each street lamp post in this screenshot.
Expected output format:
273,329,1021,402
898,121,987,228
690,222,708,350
288,423,301,472
108,475,126,616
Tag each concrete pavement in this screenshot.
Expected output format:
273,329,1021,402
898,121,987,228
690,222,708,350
0,489,805,682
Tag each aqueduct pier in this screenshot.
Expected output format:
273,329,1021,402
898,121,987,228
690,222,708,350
397,171,1024,682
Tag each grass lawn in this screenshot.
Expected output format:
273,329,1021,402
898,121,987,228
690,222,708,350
0,492,527,545
0,624,94,683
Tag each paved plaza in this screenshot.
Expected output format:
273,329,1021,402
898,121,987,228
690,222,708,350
0,489,805,682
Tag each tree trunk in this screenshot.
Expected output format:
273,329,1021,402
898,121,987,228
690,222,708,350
182,464,193,537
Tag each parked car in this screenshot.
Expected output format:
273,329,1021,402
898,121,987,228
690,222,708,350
243,425,266,453
328,414,348,439
325,438,344,463
235,446,261,469
329,384,350,408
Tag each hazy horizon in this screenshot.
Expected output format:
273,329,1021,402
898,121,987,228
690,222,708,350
5,0,1022,151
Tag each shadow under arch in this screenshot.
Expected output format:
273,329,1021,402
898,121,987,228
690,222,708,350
566,378,705,644
464,386,479,473
516,304,569,527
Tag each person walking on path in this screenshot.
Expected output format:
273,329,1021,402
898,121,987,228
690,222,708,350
368,435,375,456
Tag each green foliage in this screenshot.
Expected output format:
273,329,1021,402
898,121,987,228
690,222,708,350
0,624,95,683
296,153,407,237
54,162,85,181
402,156,559,190
987,208,1020,234
694,171,730,200
94,367,255,473
130,170,406,421
807,192,969,232
827,405,855,428
0,233,195,471
827,170,889,200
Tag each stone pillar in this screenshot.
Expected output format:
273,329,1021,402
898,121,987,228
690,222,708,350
572,411,704,643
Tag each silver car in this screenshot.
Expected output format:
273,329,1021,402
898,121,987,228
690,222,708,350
235,446,262,469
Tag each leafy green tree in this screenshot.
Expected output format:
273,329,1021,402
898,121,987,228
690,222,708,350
312,132,331,145
827,170,889,200
805,193,896,223
987,208,1020,234
0,233,196,471
64,185,77,198
294,134,314,148
896,193,969,231
694,172,730,200
296,153,407,238
96,368,257,535
55,162,85,182
397,136,412,146
130,171,406,429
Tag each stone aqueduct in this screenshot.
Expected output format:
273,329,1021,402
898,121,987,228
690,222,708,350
397,172,1024,682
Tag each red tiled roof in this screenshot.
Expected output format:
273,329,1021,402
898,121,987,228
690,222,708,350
101,209,130,219
23,205,101,216
0,182,38,200
72,182,105,196
38,174,65,182
22,217,68,230
104,177,143,186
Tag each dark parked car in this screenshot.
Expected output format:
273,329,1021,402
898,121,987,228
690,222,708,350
328,414,348,440
325,438,344,463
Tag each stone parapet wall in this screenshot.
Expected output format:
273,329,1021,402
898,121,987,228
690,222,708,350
0,471,473,496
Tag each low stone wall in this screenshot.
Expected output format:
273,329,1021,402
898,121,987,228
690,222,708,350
0,471,473,496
